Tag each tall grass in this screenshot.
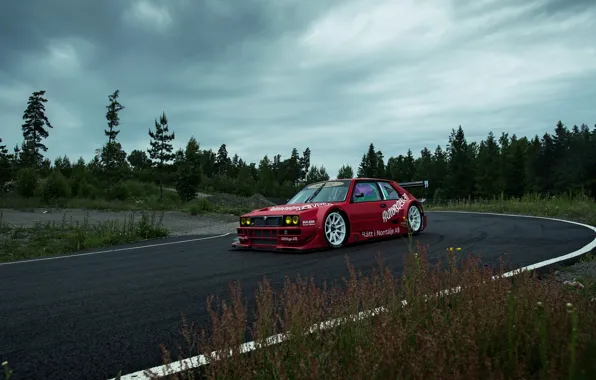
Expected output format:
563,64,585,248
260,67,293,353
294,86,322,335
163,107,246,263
147,243,596,380
0,210,169,263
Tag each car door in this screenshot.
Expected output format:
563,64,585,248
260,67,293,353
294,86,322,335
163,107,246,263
376,180,408,231
344,181,386,238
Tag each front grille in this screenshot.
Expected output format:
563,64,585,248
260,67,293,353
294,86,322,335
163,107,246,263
248,229,278,238
251,216,283,227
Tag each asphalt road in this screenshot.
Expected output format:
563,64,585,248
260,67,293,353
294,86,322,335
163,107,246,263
1,212,595,380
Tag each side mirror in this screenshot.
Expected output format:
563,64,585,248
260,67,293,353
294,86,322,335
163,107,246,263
354,192,364,198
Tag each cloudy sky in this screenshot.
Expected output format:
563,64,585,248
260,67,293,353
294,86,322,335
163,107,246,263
1,0,595,178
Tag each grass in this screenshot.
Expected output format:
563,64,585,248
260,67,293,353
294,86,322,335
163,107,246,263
424,192,596,226
0,210,169,263
147,242,596,380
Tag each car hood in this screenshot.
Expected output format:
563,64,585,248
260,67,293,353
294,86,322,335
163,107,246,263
248,202,334,215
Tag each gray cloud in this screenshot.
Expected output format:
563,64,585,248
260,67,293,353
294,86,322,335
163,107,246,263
1,0,595,177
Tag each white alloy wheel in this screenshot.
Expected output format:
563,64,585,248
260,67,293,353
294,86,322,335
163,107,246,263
324,211,347,248
407,204,422,234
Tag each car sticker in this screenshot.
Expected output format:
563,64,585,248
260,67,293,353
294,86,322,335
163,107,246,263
361,227,401,238
269,202,332,212
382,193,409,222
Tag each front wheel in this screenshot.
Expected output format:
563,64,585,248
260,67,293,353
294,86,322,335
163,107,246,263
323,211,348,248
406,204,423,235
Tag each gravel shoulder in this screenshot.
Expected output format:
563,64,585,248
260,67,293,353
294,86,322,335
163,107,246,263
0,208,240,236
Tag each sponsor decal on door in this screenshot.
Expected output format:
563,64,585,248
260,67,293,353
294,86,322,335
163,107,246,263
382,193,409,223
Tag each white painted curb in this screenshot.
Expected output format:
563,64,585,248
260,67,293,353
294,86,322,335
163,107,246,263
109,212,596,380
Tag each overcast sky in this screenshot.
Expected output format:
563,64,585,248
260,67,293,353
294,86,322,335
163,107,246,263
1,0,595,178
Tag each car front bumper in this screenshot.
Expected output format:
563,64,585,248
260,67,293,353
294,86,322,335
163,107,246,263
231,225,324,251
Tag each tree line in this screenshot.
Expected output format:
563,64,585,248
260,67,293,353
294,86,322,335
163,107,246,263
0,89,595,205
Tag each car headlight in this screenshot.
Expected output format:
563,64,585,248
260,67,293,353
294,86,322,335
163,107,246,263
240,217,251,225
284,215,299,225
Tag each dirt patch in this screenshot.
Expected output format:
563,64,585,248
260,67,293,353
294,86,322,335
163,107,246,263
0,208,240,237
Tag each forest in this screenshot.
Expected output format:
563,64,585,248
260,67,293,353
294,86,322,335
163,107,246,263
1,89,595,206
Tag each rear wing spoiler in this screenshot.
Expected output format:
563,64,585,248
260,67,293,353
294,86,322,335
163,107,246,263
398,180,429,203
398,180,429,189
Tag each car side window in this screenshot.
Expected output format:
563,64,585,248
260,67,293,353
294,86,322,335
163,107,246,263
352,182,382,202
378,181,400,200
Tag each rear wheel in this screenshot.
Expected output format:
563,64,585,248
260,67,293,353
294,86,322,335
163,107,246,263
406,204,423,235
324,211,348,248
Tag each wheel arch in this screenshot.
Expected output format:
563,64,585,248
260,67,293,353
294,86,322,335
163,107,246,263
318,206,351,235
404,200,424,234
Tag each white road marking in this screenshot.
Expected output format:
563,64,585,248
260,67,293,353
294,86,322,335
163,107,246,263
110,212,596,380
0,233,231,267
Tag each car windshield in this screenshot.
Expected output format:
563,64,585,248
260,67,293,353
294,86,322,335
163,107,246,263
286,180,351,204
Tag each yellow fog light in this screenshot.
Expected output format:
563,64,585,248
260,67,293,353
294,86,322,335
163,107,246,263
285,216,292,225
292,215,299,225
240,217,246,225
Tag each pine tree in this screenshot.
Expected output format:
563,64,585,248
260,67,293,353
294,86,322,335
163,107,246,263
474,131,501,197
215,144,230,176
337,164,354,179
105,90,125,144
0,137,14,201
446,126,474,198
21,90,53,168
148,112,176,201
103,90,126,192
299,147,311,183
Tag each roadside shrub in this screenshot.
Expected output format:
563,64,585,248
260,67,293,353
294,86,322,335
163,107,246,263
0,211,169,262
106,181,130,201
188,198,215,215
77,180,100,199
15,168,37,198
175,164,200,202
41,170,71,204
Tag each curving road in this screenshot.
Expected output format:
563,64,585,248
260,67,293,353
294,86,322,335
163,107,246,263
1,212,595,380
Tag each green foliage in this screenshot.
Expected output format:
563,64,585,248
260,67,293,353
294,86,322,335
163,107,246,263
102,90,127,193
148,111,176,201
306,165,330,184
41,169,71,204
337,164,353,179
2,85,596,213
176,162,201,202
0,211,169,263
20,90,53,168
105,89,125,143
15,168,38,198
0,138,13,200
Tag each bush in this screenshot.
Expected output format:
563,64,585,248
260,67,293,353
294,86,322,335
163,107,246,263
188,198,215,215
106,181,130,201
15,168,37,198
42,170,71,204
176,164,200,202
0,211,169,262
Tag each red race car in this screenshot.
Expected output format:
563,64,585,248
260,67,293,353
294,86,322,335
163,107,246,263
231,177,429,251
